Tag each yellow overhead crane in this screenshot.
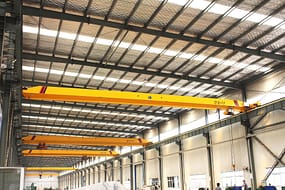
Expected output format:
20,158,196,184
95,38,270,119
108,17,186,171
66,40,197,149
22,135,151,147
21,86,259,159
22,149,119,157
22,86,258,112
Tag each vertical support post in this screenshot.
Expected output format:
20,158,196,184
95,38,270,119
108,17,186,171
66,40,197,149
75,172,77,188
98,165,101,183
68,174,71,189
88,168,90,186
111,162,114,181
157,146,163,190
177,140,185,190
120,159,123,184
79,171,81,188
0,91,11,166
75,172,77,189
177,113,185,190
94,166,97,184
70,173,73,189
242,87,257,189
104,163,107,182
142,152,146,187
204,132,214,190
129,156,134,190
204,110,214,190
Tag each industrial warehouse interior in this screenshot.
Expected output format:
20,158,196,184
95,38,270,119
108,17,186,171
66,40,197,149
0,0,285,190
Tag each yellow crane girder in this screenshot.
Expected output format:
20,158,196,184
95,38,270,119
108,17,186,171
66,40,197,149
22,86,249,112
25,167,76,171
22,135,151,146
22,149,119,157
25,173,59,177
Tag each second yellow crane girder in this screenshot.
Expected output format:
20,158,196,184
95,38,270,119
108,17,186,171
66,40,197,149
22,86,247,112
25,167,76,171
25,173,59,177
22,150,119,157
22,135,151,146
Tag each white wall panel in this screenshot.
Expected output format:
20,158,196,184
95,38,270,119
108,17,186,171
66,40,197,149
160,119,179,140
162,143,179,155
133,153,143,164
184,148,209,189
145,127,159,142
211,124,245,144
163,154,180,189
246,70,285,104
145,151,160,185
183,135,206,150
212,139,249,183
113,160,121,182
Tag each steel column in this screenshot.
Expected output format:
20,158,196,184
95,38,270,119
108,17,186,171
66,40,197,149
110,162,114,181
142,152,146,187
104,164,107,182
0,91,12,166
130,156,134,190
245,117,257,189
158,147,163,190
204,110,214,190
119,159,123,184
177,113,185,190
177,140,185,190
243,87,257,189
204,132,214,190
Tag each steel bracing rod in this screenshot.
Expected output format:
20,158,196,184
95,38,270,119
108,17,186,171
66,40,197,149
253,136,285,166
250,112,268,129
252,120,285,132
22,135,151,146
22,53,238,89
22,98,172,119
21,6,285,62
21,111,153,128
263,148,285,182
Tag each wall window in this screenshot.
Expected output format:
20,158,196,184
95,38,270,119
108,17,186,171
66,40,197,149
150,178,159,186
267,167,285,190
167,176,179,189
189,174,207,190
221,171,244,187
